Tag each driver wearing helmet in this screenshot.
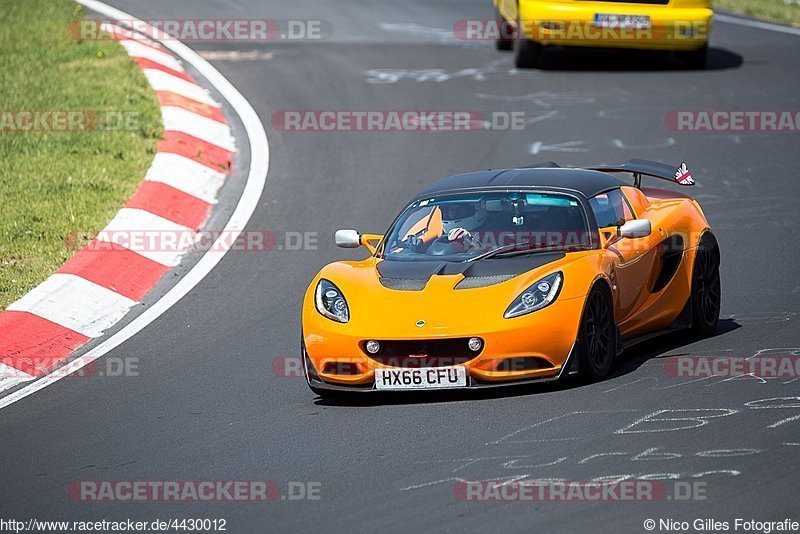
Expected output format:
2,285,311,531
439,201,486,251
393,200,486,255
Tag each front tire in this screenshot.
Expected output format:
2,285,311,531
691,235,721,336
577,285,616,381
302,336,339,399
515,39,543,69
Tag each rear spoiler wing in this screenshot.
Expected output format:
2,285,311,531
589,159,695,188
527,159,695,188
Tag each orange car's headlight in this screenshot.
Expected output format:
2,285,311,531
504,272,563,319
315,279,350,323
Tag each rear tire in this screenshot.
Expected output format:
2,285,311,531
495,7,515,51
675,44,708,70
691,235,721,336
577,285,616,381
515,39,543,69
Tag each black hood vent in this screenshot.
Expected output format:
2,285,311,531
377,252,565,288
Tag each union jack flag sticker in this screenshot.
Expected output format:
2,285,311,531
674,162,694,185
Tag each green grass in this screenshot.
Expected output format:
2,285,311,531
715,0,800,26
0,0,162,310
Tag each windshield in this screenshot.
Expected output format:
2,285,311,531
381,191,591,262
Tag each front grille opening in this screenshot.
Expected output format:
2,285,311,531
363,338,483,368
322,362,361,375
495,357,552,372
380,278,428,291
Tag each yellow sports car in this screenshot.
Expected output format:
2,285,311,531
493,0,713,68
302,160,720,396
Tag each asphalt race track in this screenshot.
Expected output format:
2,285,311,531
2,1,799,531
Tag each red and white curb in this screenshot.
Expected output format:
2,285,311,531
0,21,237,393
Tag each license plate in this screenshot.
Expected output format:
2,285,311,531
594,13,651,29
374,366,468,390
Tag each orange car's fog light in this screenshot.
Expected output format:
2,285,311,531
495,357,553,372
468,337,482,352
322,362,361,375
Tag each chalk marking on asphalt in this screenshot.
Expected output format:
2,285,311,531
614,409,738,434
198,50,275,61
603,377,658,393
0,0,269,410
530,140,587,155
613,138,676,150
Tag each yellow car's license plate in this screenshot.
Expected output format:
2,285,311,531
594,13,652,29
375,366,468,390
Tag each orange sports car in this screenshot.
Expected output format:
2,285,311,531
301,159,720,396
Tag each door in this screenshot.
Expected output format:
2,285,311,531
590,189,660,326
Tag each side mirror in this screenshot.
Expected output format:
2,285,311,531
334,229,361,248
619,219,652,239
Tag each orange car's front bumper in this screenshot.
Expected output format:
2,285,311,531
302,293,587,391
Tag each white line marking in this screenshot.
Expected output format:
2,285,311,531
715,13,800,37
0,0,269,410
0,363,35,380
0,365,35,395
143,68,218,106
97,208,198,266
145,153,226,204
118,39,184,71
161,106,236,151
7,274,137,338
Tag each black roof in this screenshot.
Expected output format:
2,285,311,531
414,166,630,200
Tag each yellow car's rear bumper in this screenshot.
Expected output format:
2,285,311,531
302,294,585,389
517,1,712,51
